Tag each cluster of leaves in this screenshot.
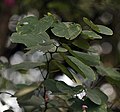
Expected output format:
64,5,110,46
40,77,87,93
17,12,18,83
1,13,120,112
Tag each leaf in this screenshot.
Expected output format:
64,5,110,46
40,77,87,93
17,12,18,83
57,47,68,52
69,98,83,112
17,15,54,34
69,98,107,112
35,15,54,33
27,41,55,54
11,15,55,52
72,38,90,50
82,30,102,39
11,32,50,47
84,99,108,112
53,60,76,81
86,88,102,105
11,61,45,70
72,51,100,66
51,22,82,40
96,65,120,81
16,16,38,34
20,95,45,106
72,85,83,94
15,84,39,97
94,88,108,104
56,81,73,94
83,17,113,35
96,25,113,35
87,103,108,112
44,79,61,94
61,53,84,78
83,17,99,32
47,97,67,108
67,56,96,81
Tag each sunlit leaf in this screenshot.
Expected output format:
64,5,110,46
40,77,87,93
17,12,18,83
51,22,82,40
57,47,68,52
17,15,54,34
16,16,38,34
11,32,50,47
35,15,54,33
83,17,99,32
82,30,102,39
83,17,113,35
96,25,113,35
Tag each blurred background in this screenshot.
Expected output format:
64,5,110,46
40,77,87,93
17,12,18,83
0,0,120,111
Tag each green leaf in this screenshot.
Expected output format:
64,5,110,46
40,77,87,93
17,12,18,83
44,79,61,94
72,38,90,50
47,97,67,108
69,98,83,112
61,53,85,79
83,99,108,112
96,25,113,35
83,17,113,35
56,81,73,94
51,22,82,40
72,85,83,94
27,41,55,54
93,88,108,104
17,15,54,34
72,51,100,66
96,65,120,81
86,88,102,105
15,84,39,97
16,16,38,34
82,30,102,39
11,61,45,70
35,15,54,33
53,60,75,81
57,47,68,52
11,32,50,47
46,108,61,112
87,103,108,112
67,56,96,81
20,95,45,106
83,17,99,32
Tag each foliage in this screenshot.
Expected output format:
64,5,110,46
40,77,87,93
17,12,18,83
0,13,119,112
